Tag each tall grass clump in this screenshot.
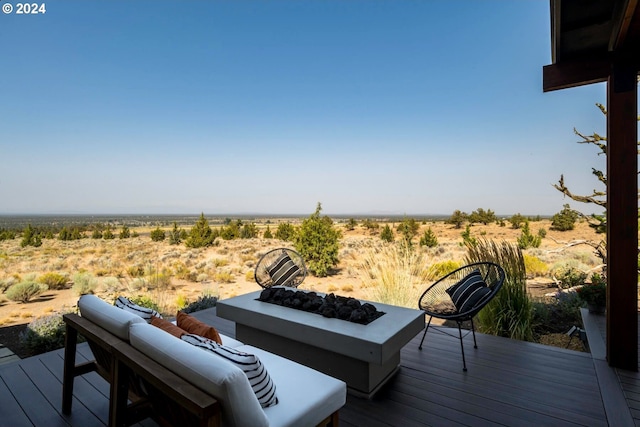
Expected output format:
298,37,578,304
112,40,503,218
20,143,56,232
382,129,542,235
360,243,426,308
425,260,461,281
465,239,533,341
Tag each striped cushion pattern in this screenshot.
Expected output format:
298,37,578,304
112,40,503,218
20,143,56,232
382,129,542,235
114,296,161,323
266,251,301,286
445,270,491,313
181,334,278,408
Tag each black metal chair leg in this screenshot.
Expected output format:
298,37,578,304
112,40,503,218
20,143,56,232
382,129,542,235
470,318,478,349
418,316,433,350
457,321,467,371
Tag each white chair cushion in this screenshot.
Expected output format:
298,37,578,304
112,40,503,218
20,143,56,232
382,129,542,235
78,294,145,341
237,345,347,427
129,323,268,427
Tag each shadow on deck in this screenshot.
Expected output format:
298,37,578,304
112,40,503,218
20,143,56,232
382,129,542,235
0,307,635,426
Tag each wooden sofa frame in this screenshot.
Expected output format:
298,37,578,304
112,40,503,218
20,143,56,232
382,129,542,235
62,313,221,427
62,312,340,427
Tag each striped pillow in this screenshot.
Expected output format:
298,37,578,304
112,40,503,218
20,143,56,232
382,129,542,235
114,296,162,323
446,270,491,314
181,334,278,408
266,251,302,286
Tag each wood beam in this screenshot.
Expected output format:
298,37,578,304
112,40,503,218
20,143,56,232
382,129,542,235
543,59,610,92
606,61,638,371
609,0,639,51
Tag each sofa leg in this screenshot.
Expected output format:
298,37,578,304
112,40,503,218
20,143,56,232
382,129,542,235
62,324,78,414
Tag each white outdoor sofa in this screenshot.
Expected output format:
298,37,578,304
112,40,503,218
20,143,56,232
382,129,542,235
62,294,346,427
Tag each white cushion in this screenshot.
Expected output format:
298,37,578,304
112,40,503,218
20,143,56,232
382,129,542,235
129,323,268,427
78,294,145,341
237,345,347,427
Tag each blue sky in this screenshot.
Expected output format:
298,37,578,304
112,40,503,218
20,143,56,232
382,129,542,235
0,0,616,216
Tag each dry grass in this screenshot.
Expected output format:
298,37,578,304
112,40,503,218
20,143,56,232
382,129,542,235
0,219,609,326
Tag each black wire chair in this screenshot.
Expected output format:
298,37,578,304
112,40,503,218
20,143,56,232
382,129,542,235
418,261,505,371
254,248,307,288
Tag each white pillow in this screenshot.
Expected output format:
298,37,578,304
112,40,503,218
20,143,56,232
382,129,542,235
182,334,278,408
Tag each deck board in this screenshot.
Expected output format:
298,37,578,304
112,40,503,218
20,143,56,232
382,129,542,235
0,306,633,426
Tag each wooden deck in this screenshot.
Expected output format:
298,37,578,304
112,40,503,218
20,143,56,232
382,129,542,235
0,308,634,426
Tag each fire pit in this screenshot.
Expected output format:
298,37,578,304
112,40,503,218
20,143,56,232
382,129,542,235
258,287,385,325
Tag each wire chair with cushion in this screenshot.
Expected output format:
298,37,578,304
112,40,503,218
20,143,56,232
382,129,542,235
418,261,505,371
254,248,308,288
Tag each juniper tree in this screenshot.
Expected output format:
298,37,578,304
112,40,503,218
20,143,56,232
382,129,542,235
294,203,341,277
380,224,394,242
185,213,215,247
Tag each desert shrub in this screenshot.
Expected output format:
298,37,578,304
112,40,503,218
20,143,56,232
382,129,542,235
466,239,533,341
0,228,17,241
517,221,542,249
103,226,115,239
538,228,547,238
263,226,273,239
150,227,166,242
58,226,84,241
380,225,394,242
240,223,258,239
129,278,147,291
468,208,497,225
147,271,172,289
397,217,419,244
345,218,357,231
461,224,476,246
6,281,46,303
181,295,218,314
119,225,131,239
523,254,548,277
0,277,18,293
72,272,98,295
419,227,438,248
294,203,341,277
214,272,234,283
509,213,526,229
245,270,255,281
555,266,587,289
425,260,461,280
275,223,296,241
361,219,380,234
20,224,42,247
168,222,183,245
37,272,68,290
128,295,161,312
211,258,228,268
185,213,216,247
20,312,79,355
360,244,426,308
551,204,579,231
531,291,582,336
91,229,103,239
446,210,468,229
101,276,122,293
127,265,145,278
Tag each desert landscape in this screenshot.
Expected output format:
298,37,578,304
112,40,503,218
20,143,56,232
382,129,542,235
0,217,605,329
